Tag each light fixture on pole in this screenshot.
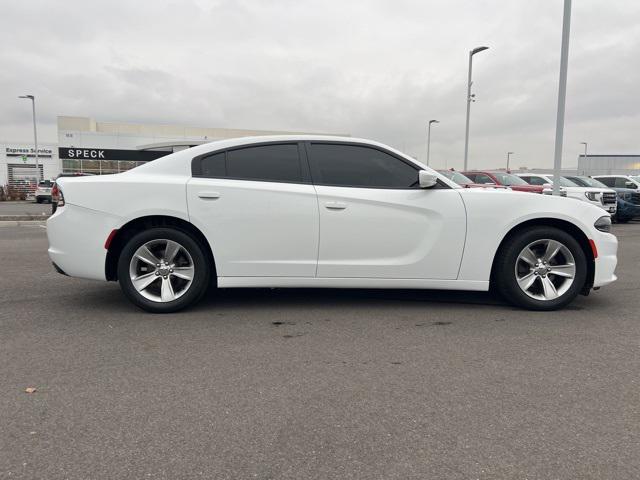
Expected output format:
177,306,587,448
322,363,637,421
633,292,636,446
551,0,572,196
580,142,588,174
463,46,489,171
427,120,439,166
18,95,40,183
506,151,514,172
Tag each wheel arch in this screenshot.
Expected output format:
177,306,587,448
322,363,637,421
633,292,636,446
489,218,595,295
105,215,216,282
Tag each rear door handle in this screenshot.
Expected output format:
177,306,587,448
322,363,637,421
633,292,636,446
324,201,348,210
198,191,221,200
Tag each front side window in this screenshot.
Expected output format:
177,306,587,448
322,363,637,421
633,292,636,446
197,144,302,183
597,177,615,187
523,176,546,186
474,173,495,184
615,177,630,188
308,143,418,188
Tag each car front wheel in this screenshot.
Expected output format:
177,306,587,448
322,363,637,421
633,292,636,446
494,226,587,311
117,228,210,313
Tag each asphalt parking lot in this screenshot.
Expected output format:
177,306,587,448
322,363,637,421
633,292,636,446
0,201,51,217
1,223,639,479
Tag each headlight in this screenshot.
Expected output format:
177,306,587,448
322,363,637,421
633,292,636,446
618,191,632,201
594,216,611,233
585,192,598,201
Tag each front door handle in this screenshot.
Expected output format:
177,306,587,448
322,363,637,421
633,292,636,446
324,201,348,210
198,191,221,200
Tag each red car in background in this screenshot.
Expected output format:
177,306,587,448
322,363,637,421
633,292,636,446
437,170,509,189
462,171,545,193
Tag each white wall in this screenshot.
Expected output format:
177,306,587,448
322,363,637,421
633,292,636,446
0,142,60,185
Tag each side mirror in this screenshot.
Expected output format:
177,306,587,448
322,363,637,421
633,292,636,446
419,170,438,188
625,182,637,189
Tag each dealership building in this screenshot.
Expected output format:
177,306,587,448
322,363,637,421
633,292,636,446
576,154,640,176
1,116,343,187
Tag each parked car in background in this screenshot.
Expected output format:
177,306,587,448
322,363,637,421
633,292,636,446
437,170,509,189
35,179,54,203
47,135,617,313
51,173,94,213
566,175,640,223
592,175,640,190
462,171,545,193
515,173,617,214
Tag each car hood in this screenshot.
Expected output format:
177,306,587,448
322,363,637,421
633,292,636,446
562,186,610,193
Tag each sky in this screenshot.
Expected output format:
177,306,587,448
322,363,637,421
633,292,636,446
1,0,639,170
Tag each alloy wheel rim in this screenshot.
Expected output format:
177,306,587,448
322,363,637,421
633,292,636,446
514,238,576,301
129,239,194,303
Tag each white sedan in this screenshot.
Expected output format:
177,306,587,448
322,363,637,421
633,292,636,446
47,136,618,313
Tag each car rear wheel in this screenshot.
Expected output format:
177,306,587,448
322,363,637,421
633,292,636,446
117,228,210,313
494,226,587,311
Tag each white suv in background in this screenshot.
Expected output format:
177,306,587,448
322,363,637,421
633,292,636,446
516,173,617,214
592,175,640,190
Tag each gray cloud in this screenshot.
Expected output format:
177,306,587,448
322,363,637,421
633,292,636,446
1,0,639,169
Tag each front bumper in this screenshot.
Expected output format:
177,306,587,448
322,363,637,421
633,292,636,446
47,203,120,281
584,198,616,214
593,232,618,288
616,200,640,220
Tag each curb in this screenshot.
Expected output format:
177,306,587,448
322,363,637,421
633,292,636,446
0,220,47,227
0,215,50,221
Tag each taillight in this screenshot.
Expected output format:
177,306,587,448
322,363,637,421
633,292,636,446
56,187,65,207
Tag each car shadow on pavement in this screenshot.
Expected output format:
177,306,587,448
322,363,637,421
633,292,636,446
196,287,509,311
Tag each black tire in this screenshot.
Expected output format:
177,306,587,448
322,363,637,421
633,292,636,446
117,227,211,313
494,226,587,311
36,197,42,204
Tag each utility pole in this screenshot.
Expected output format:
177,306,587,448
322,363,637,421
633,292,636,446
427,120,439,166
552,0,572,195
463,46,489,171
18,95,40,182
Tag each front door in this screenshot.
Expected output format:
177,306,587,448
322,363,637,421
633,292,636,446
307,142,466,280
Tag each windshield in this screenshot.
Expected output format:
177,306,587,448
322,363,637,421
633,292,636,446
492,172,528,186
532,176,579,187
38,180,53,187
630,176,640,183
557,177,579,187
568,176,608,188
438,170,473,185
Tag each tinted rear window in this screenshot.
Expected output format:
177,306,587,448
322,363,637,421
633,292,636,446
196,144,303,183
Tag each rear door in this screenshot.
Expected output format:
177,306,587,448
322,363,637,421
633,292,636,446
187,142,319,277
307,142,466,280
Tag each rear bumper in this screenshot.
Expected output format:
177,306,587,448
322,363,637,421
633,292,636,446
47,203,121,281
593,232,618,288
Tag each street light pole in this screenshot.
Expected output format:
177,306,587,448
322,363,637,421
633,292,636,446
427,120,439,166
552,0,572,196
18,95,40,182
463,46,489,172
580,141,588,175
506,152,514,172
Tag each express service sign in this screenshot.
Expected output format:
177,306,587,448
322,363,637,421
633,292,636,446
6,146,54,157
